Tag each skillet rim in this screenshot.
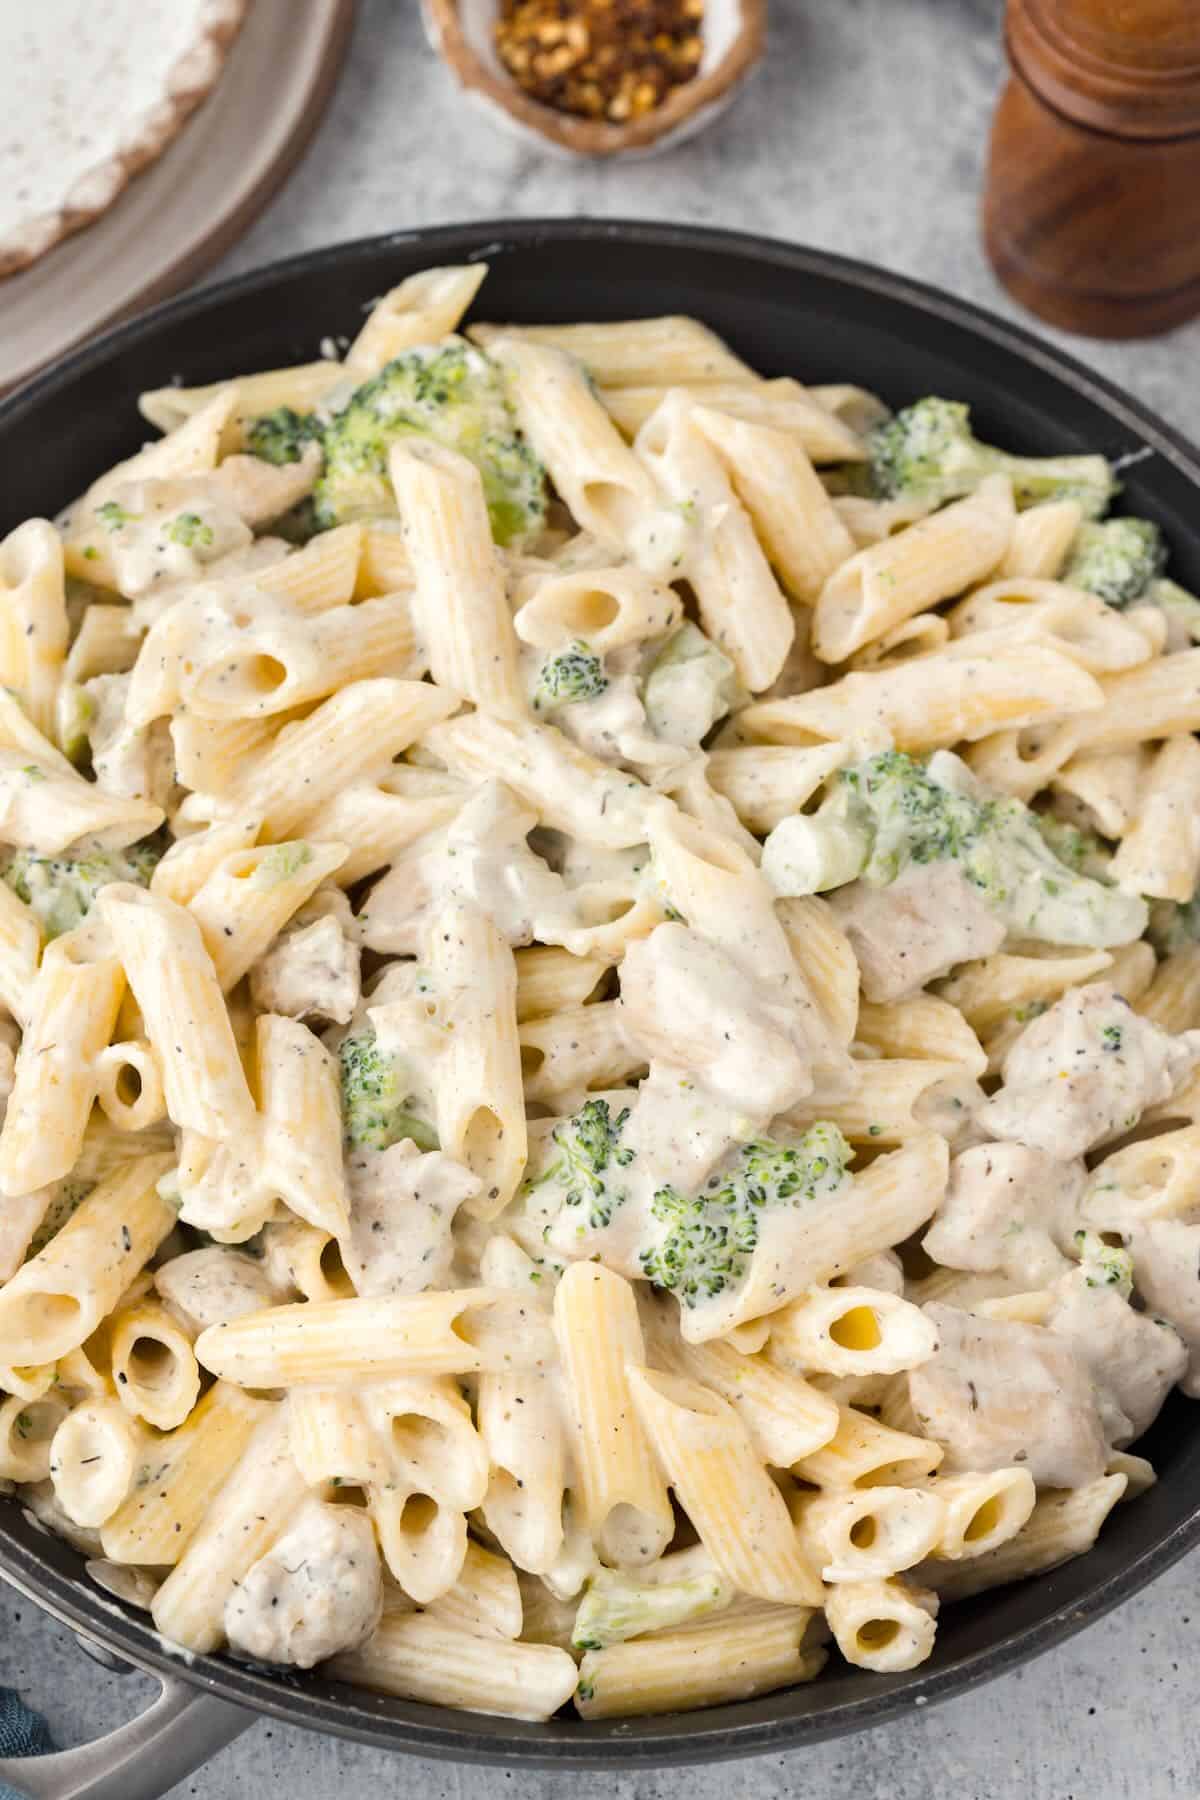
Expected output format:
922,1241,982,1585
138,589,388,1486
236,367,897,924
1,214,1199,1767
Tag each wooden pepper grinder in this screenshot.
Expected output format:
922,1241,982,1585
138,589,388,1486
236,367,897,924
984,0,1200,338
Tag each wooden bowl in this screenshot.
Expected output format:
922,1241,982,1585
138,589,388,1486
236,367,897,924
420,0,766,159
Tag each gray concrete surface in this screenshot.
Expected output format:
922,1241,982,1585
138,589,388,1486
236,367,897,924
2,0,1199,1793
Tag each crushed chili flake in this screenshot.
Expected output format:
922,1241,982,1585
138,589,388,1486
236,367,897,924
495,0,704,123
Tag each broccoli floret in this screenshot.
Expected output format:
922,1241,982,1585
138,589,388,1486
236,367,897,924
3,837,164,940
96,501,136,531
337,1025,438,1152
639,1124,852,1309
1063,517,1166,606
572,1560,730,1651
245,407,323,467
641,622,740,747
848,396,1115,517
1074,1228,1134,1299
165,512,214,549
533,641,608,712
762,750,1145,949
1031,812,1112,881
310,342,546,546
1149,894,1200,957
543,1098,635,1231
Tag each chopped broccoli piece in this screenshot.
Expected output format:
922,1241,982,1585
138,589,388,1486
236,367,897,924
1149,894,1200,957
1074,1228,1133,1299
245,407,323,467
337,1025,438,1152
1063,517,1166,606
847,397,1115,517
764,750,1146,950
1031,812,1111,881
309,342,546,546
533,641,608,712
252,843,313,887
96,501,135,531
639,1124,852,1309
572,1561,730,1650
3,838,163,940
641,622,740,747
540,1098,636,1232
165,512,214,549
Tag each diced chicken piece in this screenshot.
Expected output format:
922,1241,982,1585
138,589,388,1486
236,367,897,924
618,922,817,1116
979,983,1200,1160
154,1247,285,1335
249,892,361,1027
830,864,1006,1004
342,1140,482,1297
1126,1219,1200,1399
85,673,174,807
1044,1261,1185,1445
923,1143,1086,1285
906,1303,1108,1487
224,1501,382,1668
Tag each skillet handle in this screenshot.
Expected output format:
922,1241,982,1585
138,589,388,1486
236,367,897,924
0,1668,252,1800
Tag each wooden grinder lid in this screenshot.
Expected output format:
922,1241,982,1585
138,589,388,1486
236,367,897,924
1008,0,1200,140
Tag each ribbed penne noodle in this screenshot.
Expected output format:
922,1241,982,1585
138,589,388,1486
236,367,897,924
150,815,263,907
49,1396,143,1527
1109,736,1200,902
188,839,348,990
361,1376,489,1512
643,804,796,985
600,376,865,463
1107,1451,1156,1499
252,523,365,614
706,744,846,836
0,519,69,737
917,1474,1127,1602
72,390,237,532
182,595,422,719
1051,747,1149,836
169,713,278,795
823,1576,938,1672
777,895,860,1048
0,882,41,1029
253,1014,350,1237
636,391,793,690
426,903,526,1217
388,440,522,716
100,1381,269,1564
937,947,1114,1039
787,1058,982,1147
575,1608,824,1718
0,1155,174,1365
739,634,1102,753
422,711,654,850
0,1390,70,1482
1137,946,1200,1035
94,1039,167,1133
514,946,610,1021
138,362,341,438
426,1541,523,1640
288,1389,389,1488
996,498,1081,578
854,996,988,1078
488,337,661,550
812,476,1013,663
368,1484,467,1604
194,1288,555,1388
298,766,463,888
847,610,950,671
471,315,753,388
793,1485,945,1581
257,1218,355,1300
793,1405,944,1490
927,1468,1037,1560
690,406,856,603
512,562,681,652
330,1611,579,1722
949,577,1156,674
0,750,162,854
644,1323,840,1466
1081,1125,1200,1228
768,1286,939,1378
554,1263,673,1566
345,265,488,376
98,885,255,1141
519,1002,641,1108
108,1300,200,1432
216,678,457,841
151,1408,311,1653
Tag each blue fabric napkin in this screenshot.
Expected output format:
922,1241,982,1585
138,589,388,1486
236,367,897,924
0,1685,53,1800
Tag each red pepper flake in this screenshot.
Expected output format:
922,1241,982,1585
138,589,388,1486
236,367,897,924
495,0,704,123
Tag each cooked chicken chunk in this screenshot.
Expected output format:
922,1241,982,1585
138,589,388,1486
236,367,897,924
1044,1252,1185,1445
905,1303,1108,1487
342,1140,482,1297
923,1143,1086,1285
829,863,1006,1004
155,1246,284,1335
979,983,1200,1159
224,1501,382,1668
